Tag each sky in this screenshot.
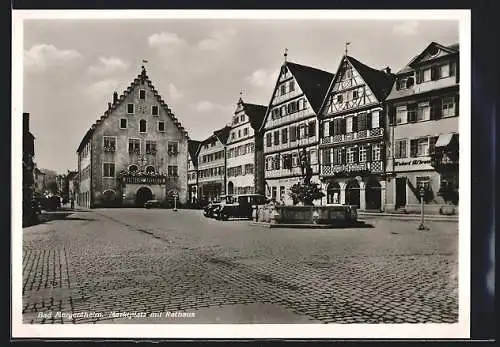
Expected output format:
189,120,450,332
21,16,459,174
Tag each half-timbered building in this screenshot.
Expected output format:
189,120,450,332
226,97,267,196
187,140,201,205
76,66,189,208
260,59,334,204
318,55,395,210
384,42,459,214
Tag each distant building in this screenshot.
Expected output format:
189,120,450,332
66,170,78,202
226,97,267,196
33,165,46,194
385,42,459,213
197,126,231,204
260,58,334,204
187,140,201,204
318,55,395,210
76,66,190,208
22,112,36,224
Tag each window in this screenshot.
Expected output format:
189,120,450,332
145,165,155,174
127,103,134,114
359,146,367,162
337,94,343,103
128,165,138,172
272,108,280,120
281,84,286,95
308,120,316,137
397,78,407,90
279,186,285,201
145,140,157,155
371,111,380,128
152,105,159,116
244,127,248,136
291,153,298,167
231,132,235,140
158,121,165,132
289,81,295,92
352,90,358,99
372,144,381,161
274,155,280,170
273,130,279,145
396,106,407,124
281,105,287,117
347,148,355,163
272,187,277,200
103,163,115,178
394,139,407,159
417,138,429,156
346,116,353,133
120,118,127,129
407,104,417,123
168,142,178,155
281,128,288,144
168,165,178,177
139,119,146,133
128,139,140,154
103,136,116,152
417,102,431,121
240,115,245,122
423,68,431,82
139,90,146,100
416,176,430,190
310,149,318,164
439,64,450,78
238,129,241,138
266,133,272,147
442,96,455,118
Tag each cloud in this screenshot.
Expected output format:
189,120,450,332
87,57,130,75
147,31,188,55
393,20,419,36
166,83,185,100
24,44,82,72
193,100,229,113
196,27,237,51
86,79,120,99
246,68,279,88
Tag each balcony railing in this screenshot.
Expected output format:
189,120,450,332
320,161,384,176
320,127,384,145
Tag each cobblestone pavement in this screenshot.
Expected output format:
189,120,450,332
22,208,458,324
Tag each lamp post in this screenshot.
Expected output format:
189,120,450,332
418,186,428,230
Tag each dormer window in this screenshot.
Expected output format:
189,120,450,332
406,77,415,88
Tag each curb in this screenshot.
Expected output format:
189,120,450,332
249,221,369,229
357,213,458,222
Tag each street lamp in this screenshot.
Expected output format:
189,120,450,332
418,186,429,231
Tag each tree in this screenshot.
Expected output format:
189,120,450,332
289,182,325,206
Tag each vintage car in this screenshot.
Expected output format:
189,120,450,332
214,194,268,221
203,195,233,218
144,199,161,209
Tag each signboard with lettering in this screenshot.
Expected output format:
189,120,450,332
393,158,433,172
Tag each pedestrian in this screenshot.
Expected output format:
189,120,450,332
70,198,74,210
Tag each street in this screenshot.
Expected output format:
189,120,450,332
22,208,458,324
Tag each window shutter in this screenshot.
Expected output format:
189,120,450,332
353,147,359,163
290,126,296,141
330,120,336,135
341,148,347,164
388,106,396,125
352,115,358,132
431,98,442,120
308,120,316,137
340,118,345,134
319,122,324,138
454,95,459,116
366,112,372,130
322,149,330,165
332,148,338,164
410,139,418,157
378,111,385,128
366,145,372,162
431,66,438,80
416,70,421,84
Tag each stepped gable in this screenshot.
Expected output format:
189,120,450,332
242,102,267,131
187,140,201,165
346,55,396,101
77,67,189,153
286,61,335,114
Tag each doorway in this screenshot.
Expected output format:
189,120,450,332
135,187,153,207
345,179,360,207
395,177,407,209
365,178,381,210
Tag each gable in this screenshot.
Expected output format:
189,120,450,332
409,42,458,67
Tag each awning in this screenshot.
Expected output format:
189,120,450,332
435,133,458,148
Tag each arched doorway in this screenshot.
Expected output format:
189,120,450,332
135,187,153,207
365,178,382,210
326,182,340,204
102,189,116,207
228,181,234,195
345,179,360,207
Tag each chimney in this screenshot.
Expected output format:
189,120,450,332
23,112,29,133
108,102,112,110
384,67,391,74
113,92,118,104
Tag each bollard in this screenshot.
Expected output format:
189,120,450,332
418,187,428,230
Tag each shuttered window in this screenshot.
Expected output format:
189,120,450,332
308,120,316,138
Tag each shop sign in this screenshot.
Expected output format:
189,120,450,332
394,158,432,169
331,162,368,173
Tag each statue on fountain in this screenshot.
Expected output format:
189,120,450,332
299,147,313,185
289,147,324,206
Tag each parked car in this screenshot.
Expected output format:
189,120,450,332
214,194,268,221
31,199,42,215
144,200,161,209
203,195,233,218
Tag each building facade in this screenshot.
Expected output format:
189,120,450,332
318,55,395,210
23,112,36,224
187,140,201,204
226,97,267,196
197,126,230,204
260,60,334,204
385,42,459,214
76,66,189,208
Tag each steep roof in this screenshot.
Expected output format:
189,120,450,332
187,140,201,165
76,67,189,153
286,62,335,114
407,41,460,68
396,42,460,75
346,56,395,101
242,102,267,131
213,125,231,145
